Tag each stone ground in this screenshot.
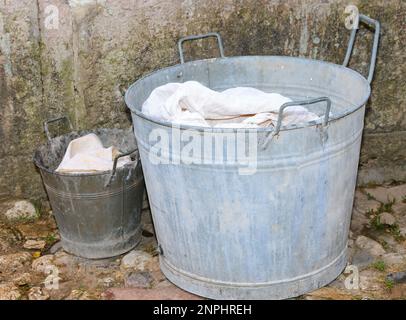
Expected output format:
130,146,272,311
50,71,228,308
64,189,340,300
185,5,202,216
0,183,405,300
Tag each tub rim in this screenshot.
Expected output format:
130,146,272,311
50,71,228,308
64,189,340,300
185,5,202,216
125,55,371,133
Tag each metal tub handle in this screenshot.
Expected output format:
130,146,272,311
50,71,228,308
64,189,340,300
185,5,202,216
274,97,331,135
343,14,380,84
44,116,73,141
262,97,331,148
105,149,139,188
178,32,225,64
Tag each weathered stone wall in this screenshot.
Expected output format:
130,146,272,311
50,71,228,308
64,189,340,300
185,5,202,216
0,0,405,201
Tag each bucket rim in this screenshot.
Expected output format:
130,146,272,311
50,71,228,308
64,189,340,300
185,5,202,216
124,55,371,133
33,127,140,177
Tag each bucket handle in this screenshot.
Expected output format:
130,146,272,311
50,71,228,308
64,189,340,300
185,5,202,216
262,97,331,148
44,116,73,141
178,32,225,64
105,148,139,188
274,97,331,135
343,14,380,84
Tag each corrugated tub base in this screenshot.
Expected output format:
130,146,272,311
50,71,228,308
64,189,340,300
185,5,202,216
160,247,347,300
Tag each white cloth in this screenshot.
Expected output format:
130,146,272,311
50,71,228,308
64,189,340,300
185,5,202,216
56,133,131,174
142,81,320,128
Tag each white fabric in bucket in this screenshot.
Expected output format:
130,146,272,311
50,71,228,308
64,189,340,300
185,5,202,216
141,81,320,128
55,133,130,174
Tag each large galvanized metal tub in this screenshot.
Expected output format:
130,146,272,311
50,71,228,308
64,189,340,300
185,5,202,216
34,118,144,259
125,15,379,299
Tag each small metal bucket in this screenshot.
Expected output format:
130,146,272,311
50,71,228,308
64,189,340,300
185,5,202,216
34,116,144,259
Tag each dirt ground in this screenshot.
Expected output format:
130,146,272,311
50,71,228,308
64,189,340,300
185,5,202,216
0,183,405,300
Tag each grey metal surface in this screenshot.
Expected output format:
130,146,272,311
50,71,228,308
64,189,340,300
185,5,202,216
34,126,145,259
125,14,378,299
